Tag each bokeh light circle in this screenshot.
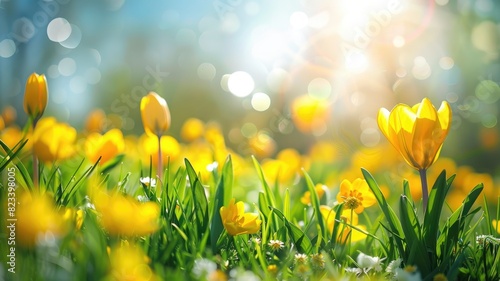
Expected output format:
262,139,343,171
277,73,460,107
308,78,331,100
227,71,255,97
197,63,216,81
58,57,76,76
251,92,271,112
47,18,72,43
0,39,16,58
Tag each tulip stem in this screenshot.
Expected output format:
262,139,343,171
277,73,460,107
32,118,39,190
419,169,428,213
157,135,162,181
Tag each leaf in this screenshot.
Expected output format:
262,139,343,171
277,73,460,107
100,154,125,174
252,156,276,208
362,168,405,255
302,169,327,241
210,156,233,253
423,170,450,260
270,207,312,254
400,195,431,275
185,159,209,232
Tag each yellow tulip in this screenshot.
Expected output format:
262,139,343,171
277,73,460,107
139,133,181,167
32,117,76,163
291,95,329,133
140,92,171,137
180,117,205,142
220,198,261,236
84,128,125,165
23,73,48,121
92,189,160,236
16,192,67,247
377,98,452,171
1,105,17,126
84,109,106,133
107,243,158,281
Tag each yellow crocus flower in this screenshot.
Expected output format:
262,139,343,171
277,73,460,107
336,178,376,214
84,128,125,165
220,198,261,236
107,243,158,281
377,98,452,171
23,73,48,121
320,205,367,243
140,92,171,137
92,190,160,237
180,117,205,142
16,192,67,247
32,117,76,163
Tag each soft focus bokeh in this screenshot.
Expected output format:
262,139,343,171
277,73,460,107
2,0,500,173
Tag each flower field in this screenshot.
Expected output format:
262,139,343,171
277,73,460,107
0,73,499,281
2,1,500,281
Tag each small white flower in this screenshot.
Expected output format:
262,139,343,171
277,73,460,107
386,258,403,274
268,240,285,251
294,253,308,264
192,258,217,279
140,177,157,187
394,266,422,281
345,267,363,275
229,269,260,281
357,252,385,272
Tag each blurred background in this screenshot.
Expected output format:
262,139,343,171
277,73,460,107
1,0,500,174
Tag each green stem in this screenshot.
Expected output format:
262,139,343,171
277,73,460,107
32,118,39,190
419,169,428,213
157,135,162,181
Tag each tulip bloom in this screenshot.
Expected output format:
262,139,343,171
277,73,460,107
93,189,160,236
377,98,452,171
32,117,76,163
140,92,171,179
378,98,452,211
84,128,125,165
140,92,171,137
23,73,48,122
16,192,68,247
220,198,261,236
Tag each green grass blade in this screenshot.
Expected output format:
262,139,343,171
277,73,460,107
210,156,233,253
362,168,405,255
252,155,276,208
302,169,327,241
423,170,450,256
270,207,312,254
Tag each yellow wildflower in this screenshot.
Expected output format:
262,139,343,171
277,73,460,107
336,178,376,214
84,128,125,165
320,205,367,243
1,105,17,126
139,133,181,167
92,190,160,236
181,118,205,142
85,109,106,133
291,95,329,133
32,117,76,163
16,192,67,247
107,243,158,281
300,184,327,205
220,198,261,236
